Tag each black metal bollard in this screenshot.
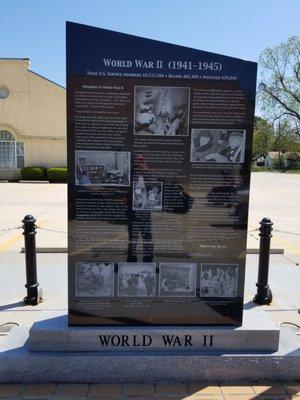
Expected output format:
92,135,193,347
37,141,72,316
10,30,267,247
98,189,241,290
253,217,273,305
22,215,40,305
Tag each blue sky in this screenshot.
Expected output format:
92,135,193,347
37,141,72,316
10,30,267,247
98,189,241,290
1,0,299,87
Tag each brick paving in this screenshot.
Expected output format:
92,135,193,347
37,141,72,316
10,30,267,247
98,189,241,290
0,382,299,399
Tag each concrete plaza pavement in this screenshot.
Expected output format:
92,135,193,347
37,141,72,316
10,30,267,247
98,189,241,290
0,182,67,253
248,172,300,255
0,252,299,330
0,172,300,254
0,172,299,332
0,252,299,387
0,175,299,391
0,381,299,399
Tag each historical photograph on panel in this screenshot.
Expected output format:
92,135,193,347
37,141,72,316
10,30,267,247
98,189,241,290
134,86,190,136
200,264,238,297
118,262,156,297
76,262,114,297
75,150,130,186
190,129,246,163
133,181,163,211
159,263,197,297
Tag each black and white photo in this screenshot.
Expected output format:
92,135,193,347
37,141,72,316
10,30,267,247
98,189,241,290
200,264,238,297
76,262,114,297
190,129,246,163
159,263,197,297
75,150,130,186
133,181,163,211
134,86,190,136
118,262,156,297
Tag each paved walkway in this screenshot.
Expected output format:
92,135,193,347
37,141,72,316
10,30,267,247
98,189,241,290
0,182,66,252
248,172,300,255
0,382,299,399
0,172,300,253
0,175,299,394
0,253,299,335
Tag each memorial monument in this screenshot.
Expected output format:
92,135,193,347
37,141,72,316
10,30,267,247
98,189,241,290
67,21,256,326
1,22,299,384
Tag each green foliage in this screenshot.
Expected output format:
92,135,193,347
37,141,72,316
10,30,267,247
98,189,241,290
47,167,68,183
252,116,300,164
252,117,273,160
270,119,300,153
286,152,300,161
283,168,300,174
251,165,278,172
272,154,285,169
258,36,300,127
20,166,47,180
251,165,300,173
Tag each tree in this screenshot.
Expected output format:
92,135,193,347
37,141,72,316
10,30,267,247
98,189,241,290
271,118,300,152
270,117,300,168
252,117,273,161
252,116,300,166
258,36,300,131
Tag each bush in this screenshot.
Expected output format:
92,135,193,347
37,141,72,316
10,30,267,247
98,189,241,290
47,167,67,183
20,166,47,180
251,165,276,172
273,155,285,169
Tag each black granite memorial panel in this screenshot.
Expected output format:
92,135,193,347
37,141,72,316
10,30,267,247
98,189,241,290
67,21,257,325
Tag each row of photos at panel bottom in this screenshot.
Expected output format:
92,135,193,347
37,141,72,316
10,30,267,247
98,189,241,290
75,261,239,299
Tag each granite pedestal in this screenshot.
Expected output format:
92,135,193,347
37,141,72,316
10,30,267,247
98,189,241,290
29,309,279,352
0,308,299,383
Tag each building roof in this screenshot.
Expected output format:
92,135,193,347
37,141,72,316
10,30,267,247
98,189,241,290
0,57,30,60
29,70,65,90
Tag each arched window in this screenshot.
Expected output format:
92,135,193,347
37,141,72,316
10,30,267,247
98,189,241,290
0,129,24,169
0,130,15,141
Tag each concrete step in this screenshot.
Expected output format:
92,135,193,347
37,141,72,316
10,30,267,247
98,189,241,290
0,325,299,383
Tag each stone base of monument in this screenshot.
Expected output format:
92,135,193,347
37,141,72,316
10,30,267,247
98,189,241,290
29,308,280,352
0,308,299,383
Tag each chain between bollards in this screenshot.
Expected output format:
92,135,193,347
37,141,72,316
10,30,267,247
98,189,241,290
253,217,273,305
22,215,42,305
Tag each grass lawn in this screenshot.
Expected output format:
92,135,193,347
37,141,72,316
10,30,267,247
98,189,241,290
251,166,300,174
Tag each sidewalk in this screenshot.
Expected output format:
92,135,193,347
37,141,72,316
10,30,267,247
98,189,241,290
0,253,299,335
0,381,299,399
1,173,300,253
0,254,299,393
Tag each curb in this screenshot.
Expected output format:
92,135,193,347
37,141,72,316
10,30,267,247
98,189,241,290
20,247,285,254
18,180,49,183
